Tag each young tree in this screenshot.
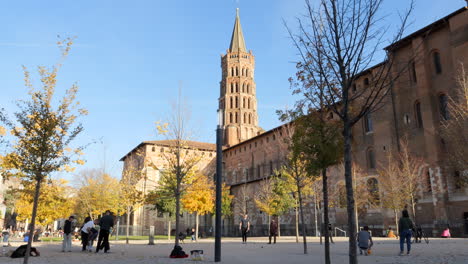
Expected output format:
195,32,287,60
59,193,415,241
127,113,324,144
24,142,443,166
378,153,406,233
15,179,73,228
0,38,86,264
276,156,314,254
74,170,121,219
120,165,145,244
255,175,294,237
181,173,214,240
286,0,414,262
233,183,252,217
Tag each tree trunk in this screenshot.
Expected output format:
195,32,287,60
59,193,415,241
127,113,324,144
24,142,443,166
314,192,318,237
394,209,399,237
268,215,271,235
343,124,357,264
322,168,331,264
295,206,299,243
167,220,171,240
298,186,307,254
277,216,281,237
23,177,42,264
175,180,181,246
195,212,199,241
410,195,417,224
126,207,130,244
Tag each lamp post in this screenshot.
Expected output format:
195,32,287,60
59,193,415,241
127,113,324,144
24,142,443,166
215,109,223,262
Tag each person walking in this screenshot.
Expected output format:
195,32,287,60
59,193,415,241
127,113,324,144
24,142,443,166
96,210,114,253
268,219,278,244
357,226,373,256
327,223,334,244
239,214,250,244
62,216,75,252
398,210,413,256
80,217,94,252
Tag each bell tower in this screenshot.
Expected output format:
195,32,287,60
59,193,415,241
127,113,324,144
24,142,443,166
219,8,259,147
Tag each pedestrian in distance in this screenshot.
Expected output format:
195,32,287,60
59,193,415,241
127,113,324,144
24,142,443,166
191,228,196,242
398,210,414,256
62,216,75,252
268,219,278,244
239,214,250,244
357,226,373,256
96,210,114,253
80,216,94,252
441,226,451,238
328,223,334,244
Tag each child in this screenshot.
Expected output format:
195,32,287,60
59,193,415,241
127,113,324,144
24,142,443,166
357,226,373,256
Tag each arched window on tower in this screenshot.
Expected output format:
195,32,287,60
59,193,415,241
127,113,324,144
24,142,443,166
364,112,373,133
230,97,233,108
231,83,234,93
242,68,245,76
248,98,251,109
246,69,249,77
243,97,246,108
235,96,239,108
244,113,247,123
231,67,234,76
242,83,245,93
235,112,238,123
236,67,239,76
248,114,251,124
247,84,250,93
229,112,233,123
236,83,239,93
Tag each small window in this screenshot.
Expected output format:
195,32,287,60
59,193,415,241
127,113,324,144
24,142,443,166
414,101,423,128
352,83,357,92
266,137,269,143
410,61,417,83
454,171,462,189
439,94,449,120
160,148,164,152
272,135,276,140
152,146,155,152
364,113,373,133
364,78,369,86
367,148,376,169
403,114,410,125
433,51,442,74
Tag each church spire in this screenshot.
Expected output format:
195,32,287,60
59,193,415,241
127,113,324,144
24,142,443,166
229,8,247,53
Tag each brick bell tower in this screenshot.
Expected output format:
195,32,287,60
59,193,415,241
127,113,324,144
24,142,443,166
219,8,259,147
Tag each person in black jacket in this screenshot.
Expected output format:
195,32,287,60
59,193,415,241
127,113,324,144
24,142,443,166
96,210,114,253
62,216,75,252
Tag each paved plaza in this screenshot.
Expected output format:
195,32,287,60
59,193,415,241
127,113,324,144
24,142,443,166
1,237,467,264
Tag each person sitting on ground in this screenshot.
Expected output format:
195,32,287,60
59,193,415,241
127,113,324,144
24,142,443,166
10,245,40,258
441,227,451,238
357,226,373,256
387,227,397,238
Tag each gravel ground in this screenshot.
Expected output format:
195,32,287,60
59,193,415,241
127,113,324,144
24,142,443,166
1,237,467,264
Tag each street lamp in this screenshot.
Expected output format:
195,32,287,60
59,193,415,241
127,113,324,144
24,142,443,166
215,109,224,262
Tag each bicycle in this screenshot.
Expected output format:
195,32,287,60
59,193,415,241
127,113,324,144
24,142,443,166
411,229,429,244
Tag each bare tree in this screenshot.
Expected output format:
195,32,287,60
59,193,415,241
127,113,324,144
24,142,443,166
151,96,202,248
285,0,414,262
440,63,468,186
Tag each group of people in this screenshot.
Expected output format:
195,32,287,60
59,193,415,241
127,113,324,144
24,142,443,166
62,210,114,253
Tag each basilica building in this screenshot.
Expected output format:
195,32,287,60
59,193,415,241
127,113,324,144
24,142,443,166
121,7,468,237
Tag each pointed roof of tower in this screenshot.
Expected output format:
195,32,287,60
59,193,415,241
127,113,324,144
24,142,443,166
229,8,247,53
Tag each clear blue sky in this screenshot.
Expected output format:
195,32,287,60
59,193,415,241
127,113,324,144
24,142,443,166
0,0,464,179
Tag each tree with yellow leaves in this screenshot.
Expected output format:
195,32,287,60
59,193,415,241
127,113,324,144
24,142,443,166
15,179,74,228
74,169,121,219
120,164,145,244
0,37,86,264
181,173,214,240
